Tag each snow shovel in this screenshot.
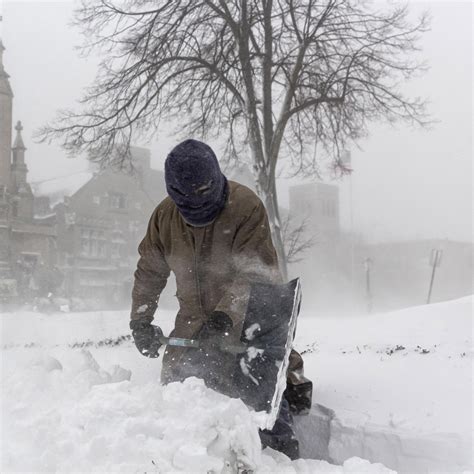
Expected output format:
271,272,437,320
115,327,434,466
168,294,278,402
159,278,302,430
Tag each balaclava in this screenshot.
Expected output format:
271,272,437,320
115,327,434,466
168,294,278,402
164,139,228,226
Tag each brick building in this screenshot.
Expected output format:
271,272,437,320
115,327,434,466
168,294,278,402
38,147,167,306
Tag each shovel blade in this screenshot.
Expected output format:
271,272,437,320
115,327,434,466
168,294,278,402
232,278,302,429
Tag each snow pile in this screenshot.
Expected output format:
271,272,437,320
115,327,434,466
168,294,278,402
2,296,471,472
295,295,473,473
1,349,394,473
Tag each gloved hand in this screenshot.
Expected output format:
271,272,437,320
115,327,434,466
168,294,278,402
130,320,163,358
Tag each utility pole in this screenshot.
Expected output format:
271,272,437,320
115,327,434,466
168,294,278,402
364,257,373,313
427,248,443,304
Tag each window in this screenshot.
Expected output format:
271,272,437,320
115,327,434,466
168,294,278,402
97,231,106,257
80,229,91,256
321,200,328,216
111,230,125,259
321,199,336,218
80,228,107,257
93,196,101,205
11,201,19,217
65,212,76,226
111,243,120,258
330,200,337,217
109,192,126,210
129,221,140,233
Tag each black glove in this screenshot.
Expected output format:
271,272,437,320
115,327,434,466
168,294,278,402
130,320,163,358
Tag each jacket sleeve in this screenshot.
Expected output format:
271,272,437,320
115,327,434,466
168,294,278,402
130,208,170,325
214,199,282,329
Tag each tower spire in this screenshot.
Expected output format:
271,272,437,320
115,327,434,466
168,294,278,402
12,120,30,194
13,120,25,150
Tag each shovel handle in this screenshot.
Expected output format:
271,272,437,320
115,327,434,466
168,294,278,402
158,335,201,348
159,335,249,354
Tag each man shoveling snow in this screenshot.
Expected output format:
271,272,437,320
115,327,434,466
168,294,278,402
129,139,312,459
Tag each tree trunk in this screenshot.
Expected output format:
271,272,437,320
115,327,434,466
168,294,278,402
259,175,288,281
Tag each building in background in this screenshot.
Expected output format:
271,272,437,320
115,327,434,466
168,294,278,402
0,41,56,303
287,182,346,311
289,182,340,239
0,40,167,308
2,32,471,311
287,189,473,314
287,182,473,315
35,147,167,307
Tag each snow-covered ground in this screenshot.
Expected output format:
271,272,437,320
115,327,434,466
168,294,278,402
295,296,473,473
1,296,472,473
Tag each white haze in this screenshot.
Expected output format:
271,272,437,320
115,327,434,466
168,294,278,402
1,0,472,244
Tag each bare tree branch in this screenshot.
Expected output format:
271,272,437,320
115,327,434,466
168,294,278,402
37,0,431,277
282,214,317,264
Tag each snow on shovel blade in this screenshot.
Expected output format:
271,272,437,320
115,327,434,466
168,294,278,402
232,278,302,430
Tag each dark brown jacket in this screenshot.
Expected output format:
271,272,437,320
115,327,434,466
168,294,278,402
131,180,300,383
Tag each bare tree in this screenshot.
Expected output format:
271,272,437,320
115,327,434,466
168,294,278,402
39,0,430,278
281,214,316,264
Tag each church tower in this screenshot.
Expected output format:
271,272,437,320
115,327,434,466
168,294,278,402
11,120,34,220
12,121,28,187
0,40,13,191
0,39,57,295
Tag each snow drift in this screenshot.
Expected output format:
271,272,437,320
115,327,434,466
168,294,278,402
295,295,473,473
1,349,393,473
1,295,472,472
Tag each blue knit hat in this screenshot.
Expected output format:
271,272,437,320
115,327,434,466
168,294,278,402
165,139,228,226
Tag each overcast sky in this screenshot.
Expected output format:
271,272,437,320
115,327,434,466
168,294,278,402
1,0,472,243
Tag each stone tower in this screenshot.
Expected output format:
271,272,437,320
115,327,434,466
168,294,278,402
0,40,13,191
11,121,28,188
11,121,34,220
